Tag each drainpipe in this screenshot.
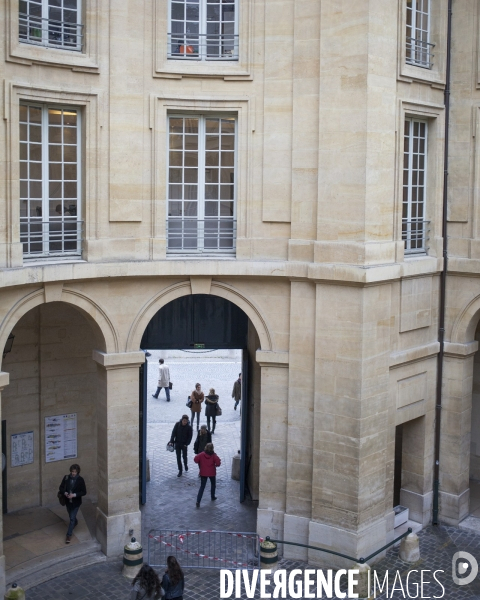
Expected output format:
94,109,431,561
432,0,453,525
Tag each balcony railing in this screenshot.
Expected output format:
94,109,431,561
20,218,83,259
406,37,435,69
19,13,83,51
402,218,430,255
167,218,236,255
167,33,238,60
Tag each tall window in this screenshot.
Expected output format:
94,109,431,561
19,0,83,51
406,0,433,68
20,104,82,258
403,119,428,254
167,115,236,254
168,0,238,60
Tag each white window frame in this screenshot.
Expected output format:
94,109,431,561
405,0,433,69
20,103,82,259
403,118,429,255
167,0,238,61
19,0,83,52
166,113,237,255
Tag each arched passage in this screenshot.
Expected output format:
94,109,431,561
0,301,103,575
138,293,261,532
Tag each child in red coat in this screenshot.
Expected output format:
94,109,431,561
194,442,221,507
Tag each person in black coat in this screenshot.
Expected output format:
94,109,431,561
58,463,86,544
170,415,193,477
193,425,212,455
204,388,219,434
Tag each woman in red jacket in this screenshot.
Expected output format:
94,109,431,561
193,442,221,508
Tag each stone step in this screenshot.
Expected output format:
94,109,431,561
6,539,106,590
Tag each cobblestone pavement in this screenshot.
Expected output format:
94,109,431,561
28,525,480,599
145,350,243,424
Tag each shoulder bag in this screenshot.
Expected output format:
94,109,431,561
186,396,193,408
57,475,67,506
215,403,222,416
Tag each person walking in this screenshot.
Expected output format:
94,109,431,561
204,388,219,434
232,373,241,410
152,358,171,401
162,556,185,600
58,463,86,544
194,442,221,508
193,425,211,455
130,564,163,600
190,383,204,430
170,415,193,477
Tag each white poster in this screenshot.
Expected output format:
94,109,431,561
45,413,77,463
11,431,34,467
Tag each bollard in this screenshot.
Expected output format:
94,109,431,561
353,563,371,599
122,537,143,580
4,583,25,600
231,451,240,480
399,533,420,563
260,538,278,571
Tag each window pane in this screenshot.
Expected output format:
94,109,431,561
205,152,219,166
221,152,234,166
170,119,184,134
170,151,183,166
206,120,220,133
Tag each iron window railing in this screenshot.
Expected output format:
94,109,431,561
19,12,84,51
168,33,238,60
402,218,430,254
406,37,434,69
20,218,83,258
166,218,236,255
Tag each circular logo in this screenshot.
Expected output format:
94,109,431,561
452,551,479,586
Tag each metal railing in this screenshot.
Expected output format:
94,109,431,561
148,529,259,570
20,218,83,258
265,527,413,565
402,218,430,254
19,12,84,51
406,37,435,69
166,218,236,255
167,33,239,60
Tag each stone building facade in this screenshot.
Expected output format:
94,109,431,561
0,0,480,590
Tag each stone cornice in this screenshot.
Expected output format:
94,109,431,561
0,256,443,290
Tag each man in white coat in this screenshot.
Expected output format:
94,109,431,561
152,358,171,401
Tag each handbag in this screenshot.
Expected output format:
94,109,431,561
58,475,67,506
186,397,192,409
169,382,173,390
166,442,174,452
216,404,222,416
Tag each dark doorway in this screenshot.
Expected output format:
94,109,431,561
393,424,403,507
141,294,248,350
139,294,252,505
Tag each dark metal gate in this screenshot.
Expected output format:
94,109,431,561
240,350,249,502
139,360,148,505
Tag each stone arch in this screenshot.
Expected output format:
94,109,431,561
0,287,118,368
451,294,480,344
126,280,273,352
